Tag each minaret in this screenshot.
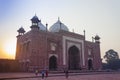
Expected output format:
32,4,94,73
83,30,86,40
30,14,40,30
94,35,101,69
16,27,25,59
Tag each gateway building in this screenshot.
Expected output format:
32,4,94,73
16,15,102,71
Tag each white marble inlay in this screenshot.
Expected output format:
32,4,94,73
62,36,85,66
49,54,58,58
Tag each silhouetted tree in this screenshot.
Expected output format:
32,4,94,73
102,63,110,70
104,49,119,63
108,59,120,70
103,49,120,70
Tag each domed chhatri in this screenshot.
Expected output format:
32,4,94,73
17,27,25,33
95,35,100,40
95,35,100,43
49,18,69,32
31,15,46,31
17,27,25,36
31,15,40,23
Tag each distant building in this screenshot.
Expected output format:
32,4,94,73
16,15,102,71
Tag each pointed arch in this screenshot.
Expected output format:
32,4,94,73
68,45,80,70
49,56,57,70
88,59,93,70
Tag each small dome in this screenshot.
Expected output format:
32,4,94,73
31,15,40,23
38,22,46,31
95,35,100,40
49,19,69,32
17,27,25,33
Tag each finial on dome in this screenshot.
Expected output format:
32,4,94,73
58,17,60,21
46,23,48,31
58,17,61,22
59,21,62,31
46,23,48,27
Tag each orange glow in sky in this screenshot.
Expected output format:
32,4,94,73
2,39,16,59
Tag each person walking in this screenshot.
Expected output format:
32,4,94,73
45,70,48,78
41,70,45,79
35,69,38,76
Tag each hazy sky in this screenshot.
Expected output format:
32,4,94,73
0,0,120,60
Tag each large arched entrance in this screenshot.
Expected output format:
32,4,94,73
88,59,93,70
68,46,80,70
49,56,57,70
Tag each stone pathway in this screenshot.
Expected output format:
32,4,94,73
0,72,120,80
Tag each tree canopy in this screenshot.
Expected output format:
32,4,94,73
103,49,120,70
104,49,119,63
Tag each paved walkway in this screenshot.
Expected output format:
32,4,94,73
0,72,120,80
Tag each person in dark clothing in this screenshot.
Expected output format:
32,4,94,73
41,70,45,79
65,70,69,78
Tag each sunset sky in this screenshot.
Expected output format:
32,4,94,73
0,0,120,60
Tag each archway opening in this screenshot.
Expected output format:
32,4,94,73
68,46,80,70
49,56,57,70
88,59,93,70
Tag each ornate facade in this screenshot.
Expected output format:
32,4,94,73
16,15,102,71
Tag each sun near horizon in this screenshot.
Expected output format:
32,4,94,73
1,39,16,59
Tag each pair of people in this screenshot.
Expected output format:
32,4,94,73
35,70,48,78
